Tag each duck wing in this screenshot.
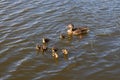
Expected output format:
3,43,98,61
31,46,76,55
80,27,89,34
73,29,81,35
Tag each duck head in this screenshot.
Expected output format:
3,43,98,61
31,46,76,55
42,38,46,44
42,37,49,44
51,47,58,53
67,24,74,30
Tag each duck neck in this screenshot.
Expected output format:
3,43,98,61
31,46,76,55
67,29,72,35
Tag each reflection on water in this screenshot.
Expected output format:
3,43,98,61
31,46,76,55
0,0,120,80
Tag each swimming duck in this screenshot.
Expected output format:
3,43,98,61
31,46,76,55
36,44,41,50
41,44,47,52
51,47,58,53
36,44,47,52
59,34,65,39
67,24,89,35
42,37,49,44
52,52,58,59
62,49,68,55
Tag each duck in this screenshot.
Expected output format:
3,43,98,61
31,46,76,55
52,52,58,59
41,44,47,52
51,47,58,53
42,37,49,44
36,44,47,52
59,34,65,39
67,24,89,36
36,44,41,50
62,49,68,55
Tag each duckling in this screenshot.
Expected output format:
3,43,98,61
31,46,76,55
36,44,41,50
41,44,47,52
51,47,58,53
62,49,69,60
62,49,68,55
42,37,49,44
52,52,58,59
59,34,65,39
67,24,89,36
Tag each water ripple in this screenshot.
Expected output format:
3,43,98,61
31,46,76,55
0,0,120,80
8,55,31,73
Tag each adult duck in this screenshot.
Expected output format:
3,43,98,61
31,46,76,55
67,24,89,36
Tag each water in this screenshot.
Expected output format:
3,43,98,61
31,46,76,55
0,0,120,80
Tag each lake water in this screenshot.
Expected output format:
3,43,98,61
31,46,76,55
0,0,120,80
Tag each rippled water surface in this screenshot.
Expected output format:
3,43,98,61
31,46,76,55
0,0,120,80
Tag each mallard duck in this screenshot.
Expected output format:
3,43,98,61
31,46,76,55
59,34,65,39
52,52,58,59
42,37,49,44
51,47,58,53
62,49,68,55
67,24,89,35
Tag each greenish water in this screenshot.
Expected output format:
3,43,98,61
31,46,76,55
0,0,120,80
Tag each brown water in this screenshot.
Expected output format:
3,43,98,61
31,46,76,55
0,0,120,80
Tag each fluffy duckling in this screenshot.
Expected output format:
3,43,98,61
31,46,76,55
62,49,68,55
36,44,41,50
67,24,89,35
36,44,47,52
51,47,58,53
52,52,58,59
59,34,65,39
41,44,47,52
42,37,49,44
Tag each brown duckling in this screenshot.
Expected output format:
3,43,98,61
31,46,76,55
67,24,89,36
59,34,65,39
42,37,50,44
36,44,41,50
41,44,47,52
52,52,58,59
51,47,58,53
62,49,68,55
